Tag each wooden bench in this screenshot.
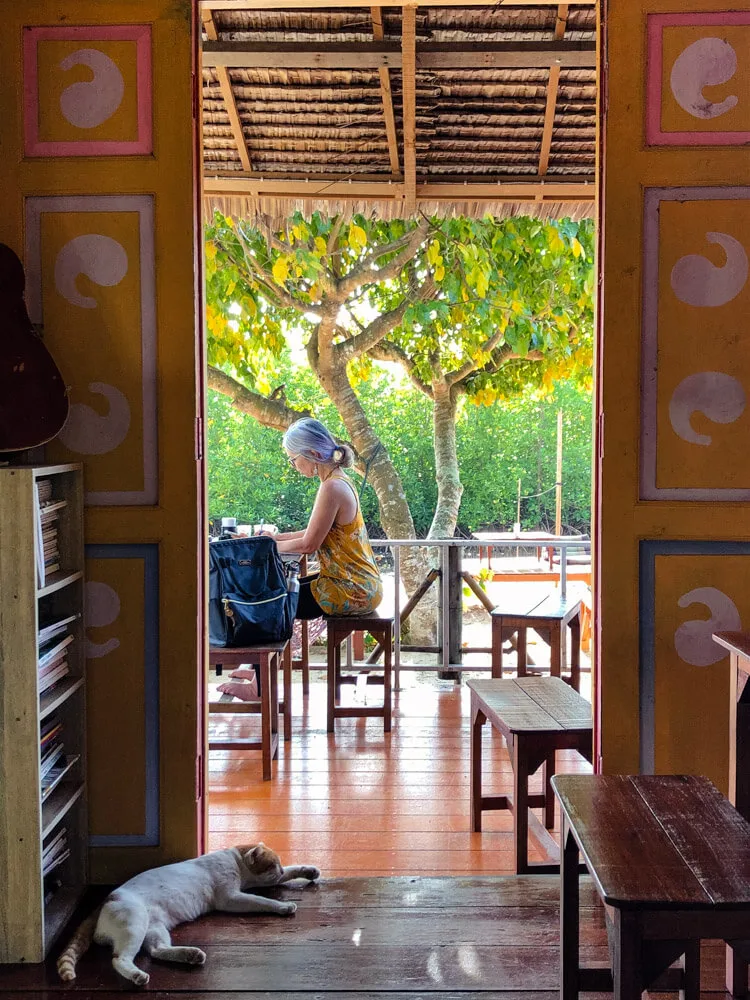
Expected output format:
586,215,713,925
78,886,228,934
208,641,292,780
467,676,592,874
553,773,750,1000
491,592,582,690
325,613,393,734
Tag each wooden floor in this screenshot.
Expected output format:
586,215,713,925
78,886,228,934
0,875,731,996
206,669,593,875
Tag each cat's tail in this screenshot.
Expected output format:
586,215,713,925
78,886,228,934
56,908,100,981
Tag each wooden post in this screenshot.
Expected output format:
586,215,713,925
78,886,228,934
555,408,563,536
438,546,462,682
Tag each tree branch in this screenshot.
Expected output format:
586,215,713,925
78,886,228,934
368,340,433,397
445,325,509,388
207,366,310,431
336,219,431,300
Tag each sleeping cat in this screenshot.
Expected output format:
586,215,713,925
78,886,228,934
57,842,319,987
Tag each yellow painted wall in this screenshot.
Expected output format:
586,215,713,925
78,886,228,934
600,0,750,787
0,0,203,880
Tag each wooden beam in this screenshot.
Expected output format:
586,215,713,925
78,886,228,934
201,10,252,173
202,40,597,70
371,7,400,177
203,175,595,203
539,6,569,177
402,7,417,214
203,0,594,8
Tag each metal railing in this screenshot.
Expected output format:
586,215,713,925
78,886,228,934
368,537,590,682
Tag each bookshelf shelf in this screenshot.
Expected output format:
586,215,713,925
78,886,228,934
40,677,85,722
0,464,88,964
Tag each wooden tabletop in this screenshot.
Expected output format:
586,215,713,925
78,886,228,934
713,631,750,661
491,592,582,621
467,677,592,734
552,774,750,909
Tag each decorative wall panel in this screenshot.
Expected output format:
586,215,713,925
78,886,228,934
26,195,157,505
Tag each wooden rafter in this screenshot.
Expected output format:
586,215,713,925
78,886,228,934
371,7,400,177
401,7,417,214
202,0,594,8
538,5,570,177
203,175,595,203
202,9,252,173
202,40,597,70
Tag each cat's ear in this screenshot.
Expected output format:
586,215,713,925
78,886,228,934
241,844,262,864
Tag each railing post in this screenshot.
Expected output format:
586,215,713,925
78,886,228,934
393,545,401,690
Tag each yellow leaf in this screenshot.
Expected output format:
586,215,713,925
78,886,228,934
571,238,583,259
272,257,289,284
226,280,236,296
314,236,327,255
225,217,235,228
435,264,445,281
348,223,367,251
427,240,441,266
511,299,524,315
205,243,217,261
243,296,257,318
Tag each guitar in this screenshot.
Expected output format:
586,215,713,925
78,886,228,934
0,244,69,453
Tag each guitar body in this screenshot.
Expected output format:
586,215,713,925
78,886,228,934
0,244,69,452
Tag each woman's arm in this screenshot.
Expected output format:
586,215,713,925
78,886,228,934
272,529,305,542
275,480,344,555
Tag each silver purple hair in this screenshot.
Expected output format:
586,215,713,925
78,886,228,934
282,418,355,468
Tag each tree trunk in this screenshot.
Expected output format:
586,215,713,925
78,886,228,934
313,337,435,643
428,383,463,539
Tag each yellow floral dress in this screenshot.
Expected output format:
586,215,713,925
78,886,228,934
311,479,383,616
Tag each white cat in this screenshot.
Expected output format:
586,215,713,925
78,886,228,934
57,842,319,987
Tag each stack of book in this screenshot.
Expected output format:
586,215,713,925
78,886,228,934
38,633,73,695
42,827,70,877
40,717,65,799
35,478,67,587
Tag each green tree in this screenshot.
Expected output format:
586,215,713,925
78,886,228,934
205,212,594,612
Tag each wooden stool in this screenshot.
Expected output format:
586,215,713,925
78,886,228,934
491,593,582,690
467,676,592,873
325,613,393,734
208,641,291,780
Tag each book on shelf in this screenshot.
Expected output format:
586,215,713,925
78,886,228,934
38,614,79,647
40,743,65,780
42,826,66,861
39,634,74,669
43,848,71,877
38,663,70,695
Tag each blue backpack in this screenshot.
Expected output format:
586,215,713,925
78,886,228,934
208,536,299,648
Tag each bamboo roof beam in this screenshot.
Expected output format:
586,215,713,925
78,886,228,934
402,6,417,215
538,5,569,177
202,40,597,70
371,7,400,177
202,0,594,8
201,9,252,173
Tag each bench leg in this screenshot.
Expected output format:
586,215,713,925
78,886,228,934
549,623,562,679
471,700,486,832
569,614,581,692
512,737,529,873
516,627,527,678
727,944,749,998
260,654,273,781
560,817,580,1000
283,641,292,742
492,618,504,679
681,941,701,1000
543,752,556,828
327,633,336,734
382,626,392,733
612,910,643,1000
270,651,279,739
301,619,310,696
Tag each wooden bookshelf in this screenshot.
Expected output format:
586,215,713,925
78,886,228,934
0,464,88,964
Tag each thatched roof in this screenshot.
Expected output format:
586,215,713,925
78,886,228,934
201,3,597,224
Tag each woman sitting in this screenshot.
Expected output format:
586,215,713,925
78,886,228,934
263,417,382,620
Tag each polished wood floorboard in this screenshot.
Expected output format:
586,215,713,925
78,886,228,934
207,671,592,876
0,876,730,996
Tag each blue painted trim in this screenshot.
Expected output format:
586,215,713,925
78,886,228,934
85,544,160,848
639,540,750,775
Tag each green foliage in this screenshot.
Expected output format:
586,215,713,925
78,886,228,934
208,364,592,536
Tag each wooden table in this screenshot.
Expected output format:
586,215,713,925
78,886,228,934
553,773,750,1000
467,676,592,873
491,592,582,689
209,641,291,780
713,630,750,994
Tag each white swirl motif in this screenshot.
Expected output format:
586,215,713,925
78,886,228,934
58,382,131,455
670,232,748,308
674,587,742,666
669,372,746,446
54,234,128,309
85,581,121,659
670,37,739,120
58,48,125,128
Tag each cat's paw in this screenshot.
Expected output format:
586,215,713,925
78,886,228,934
131,970,150,988
279,901,297,916
301,866,320,882
185,948,206,966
